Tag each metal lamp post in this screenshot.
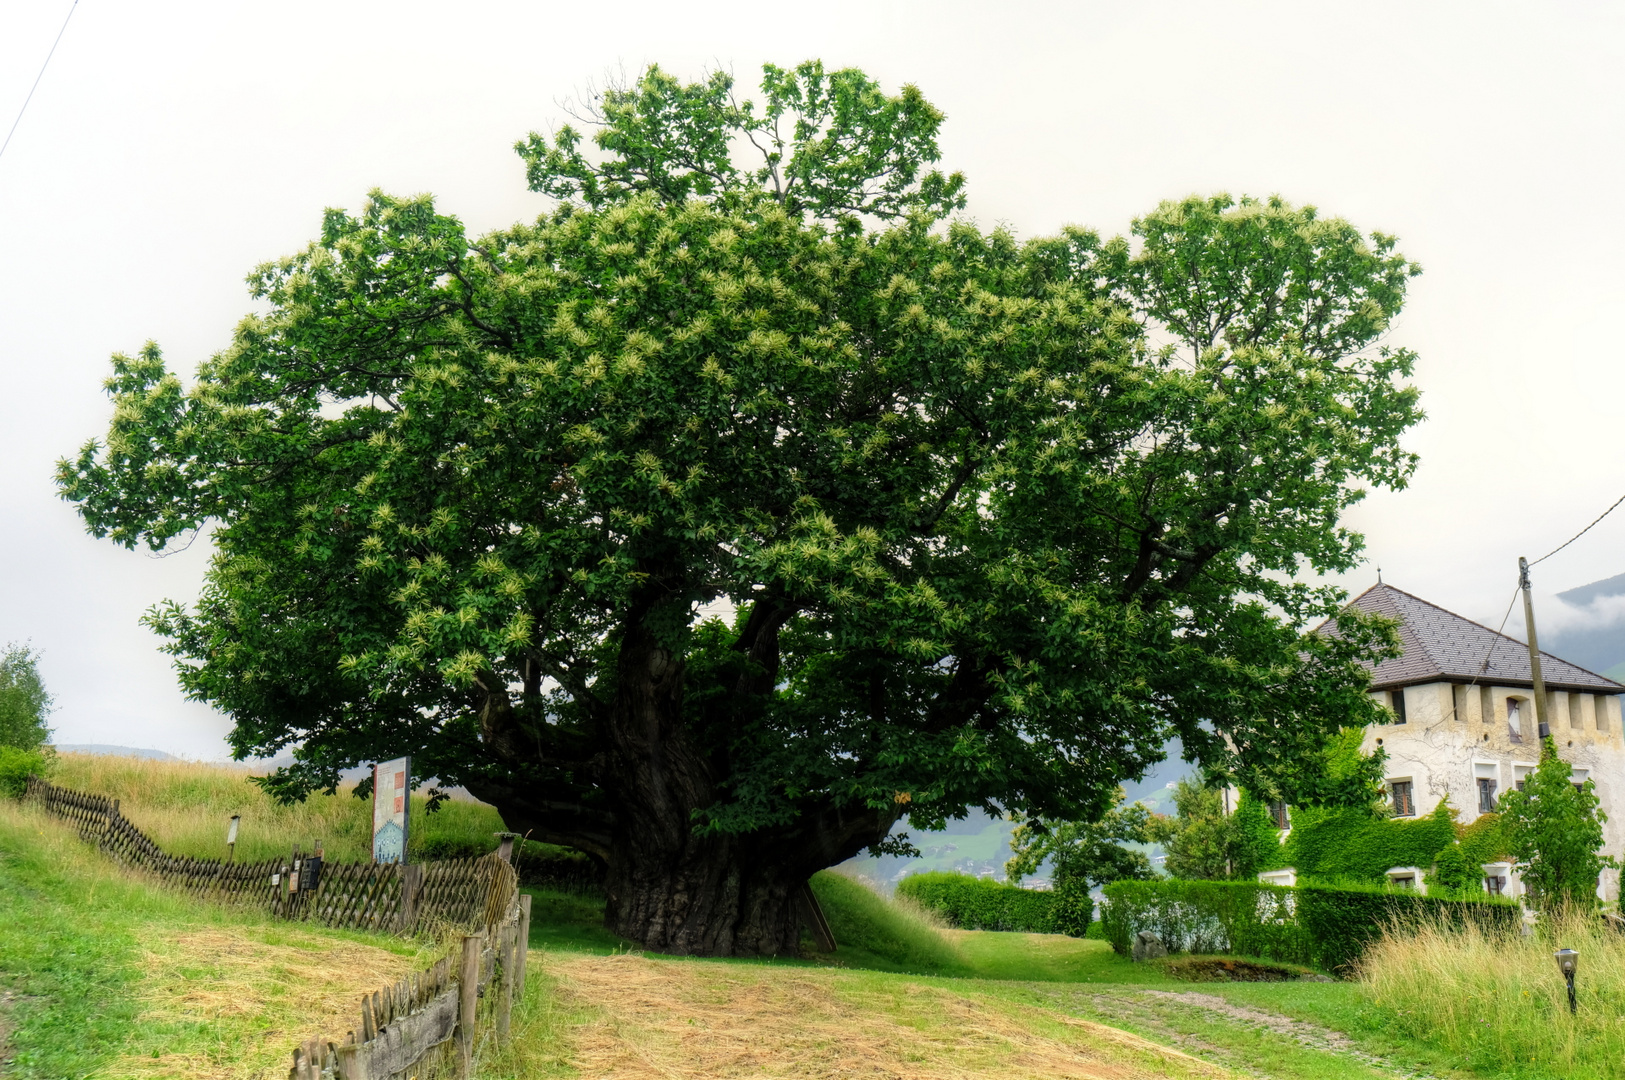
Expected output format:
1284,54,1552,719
1554,948,1578,1014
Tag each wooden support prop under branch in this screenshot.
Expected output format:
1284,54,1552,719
798,881,837,952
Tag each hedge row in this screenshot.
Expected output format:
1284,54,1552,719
1101,878,1521,974
1098,880,1311,965
897,871,1090,935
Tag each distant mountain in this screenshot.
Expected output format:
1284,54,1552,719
52,744,178,761
1546,573,1625,678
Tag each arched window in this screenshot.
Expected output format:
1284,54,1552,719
1507,697,1524,742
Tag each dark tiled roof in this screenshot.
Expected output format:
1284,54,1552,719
1320,583,1624,694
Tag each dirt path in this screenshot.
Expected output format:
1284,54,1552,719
545,953,1236,1080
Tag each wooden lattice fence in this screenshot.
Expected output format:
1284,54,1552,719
25,777,518,935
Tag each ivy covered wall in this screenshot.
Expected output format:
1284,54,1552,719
1283,801,1458,881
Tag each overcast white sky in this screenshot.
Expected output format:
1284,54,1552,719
3,0,1624,759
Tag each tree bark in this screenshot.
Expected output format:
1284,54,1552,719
479,593,902,956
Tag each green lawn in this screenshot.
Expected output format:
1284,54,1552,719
517,883,1492,1080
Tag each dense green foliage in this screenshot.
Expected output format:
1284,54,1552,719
1498,737,1616,911
57,58,1421,951
0,642,53,751
1006,788,1154,891
1457,811,1510,867
808,870,968,972
1429,841,1478,894
0,746,52,797
897,870,1069,933
1283,800,1456,883
1101,877,1519,974
1149,781,1287,880
1296,881,1520,974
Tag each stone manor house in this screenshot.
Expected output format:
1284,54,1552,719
1257,583,1625,902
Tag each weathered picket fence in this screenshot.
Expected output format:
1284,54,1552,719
25,777,515,936
288,892,532,1080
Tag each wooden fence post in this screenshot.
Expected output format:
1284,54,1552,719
457,931,482,1078
399,862,421,934
335,1033,365,1080
517,894,531,995
496,918,514,1041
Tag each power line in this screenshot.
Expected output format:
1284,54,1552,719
0,0,81,164
1470,583,1522,686
1529,491,1625,568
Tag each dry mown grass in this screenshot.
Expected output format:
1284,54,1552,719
543,952,1235,1080
114,924,435,1080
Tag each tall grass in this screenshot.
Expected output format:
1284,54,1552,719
45,752,506,863
1359,906,1625,1076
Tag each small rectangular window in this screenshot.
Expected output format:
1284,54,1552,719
1569,693,1583,730
1389,689,1408,724
1507,698,1523,742
1597,695,1612,734
1477,777,1497,813
1481,685,1494,724
1486,875,1506,896
1454,684,1469,722
1390,780,1415,816
1268,800,1291,829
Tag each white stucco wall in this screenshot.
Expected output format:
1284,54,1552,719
1362,681,1625,901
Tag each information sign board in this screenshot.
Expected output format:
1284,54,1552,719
372,756,411,863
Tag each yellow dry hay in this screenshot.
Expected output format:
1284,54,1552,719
112,926,424,1080
546,953,1234,1080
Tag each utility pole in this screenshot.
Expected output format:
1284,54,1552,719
1519,556,1551,740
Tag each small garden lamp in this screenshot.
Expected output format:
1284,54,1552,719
1554,948,1578,1014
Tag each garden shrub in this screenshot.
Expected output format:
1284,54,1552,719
1101,876,1519,974
0,746,50,798
896,871,1057,932
1048,877,1094,937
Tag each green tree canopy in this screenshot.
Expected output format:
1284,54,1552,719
1498,737,1615,911
0,643,53,752
58,61,1420,956
1147,780,1279,881
1006,789,1156,890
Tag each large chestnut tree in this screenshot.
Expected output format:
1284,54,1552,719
60,61,1417,956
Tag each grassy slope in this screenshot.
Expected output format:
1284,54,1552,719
5,758,1568,1079
0,799,456,1079
46,752,507,863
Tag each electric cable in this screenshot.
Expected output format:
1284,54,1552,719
0,0,81,164
1529,491,1625,568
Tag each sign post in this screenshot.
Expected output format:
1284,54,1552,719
372,756,411,864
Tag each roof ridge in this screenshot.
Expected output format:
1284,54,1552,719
1374,581,1619,683
1337,581,1624,691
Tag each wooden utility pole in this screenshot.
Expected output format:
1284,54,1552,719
1519,556,1551,740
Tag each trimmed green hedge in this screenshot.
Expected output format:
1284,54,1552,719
1100,879,1311,965
1297,881,1522,973
897,871,1078,933
1101,877,1520,974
